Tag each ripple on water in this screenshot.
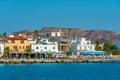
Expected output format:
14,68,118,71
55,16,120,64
0,63,120,80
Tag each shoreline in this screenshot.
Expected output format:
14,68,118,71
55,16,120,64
0,55,120,64
0,58,118,64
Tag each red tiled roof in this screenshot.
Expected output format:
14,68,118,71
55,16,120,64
7,37,27,40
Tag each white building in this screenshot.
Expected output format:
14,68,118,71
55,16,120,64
27,37,36,44
32,44,58,53
46,31,61,37
51,32,61,37
0,43,4,57
71,38,95,54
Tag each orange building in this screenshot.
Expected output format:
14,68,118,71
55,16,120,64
5,36,31,53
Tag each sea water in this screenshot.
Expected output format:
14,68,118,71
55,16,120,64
0,63,120,80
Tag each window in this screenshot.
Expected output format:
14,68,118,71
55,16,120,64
87,42,89,44
43,40,46,41
13,46,18,51
11,40,15,43
36,47,39,49
13,46,17,49
21,40,24,43
44,47,47,49
55,33,57,36
19,46,21,49
53,47,55,49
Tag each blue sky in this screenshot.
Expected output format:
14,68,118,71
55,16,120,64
0,0,120,34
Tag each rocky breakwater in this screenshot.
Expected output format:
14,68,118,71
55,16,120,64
0,58,117,64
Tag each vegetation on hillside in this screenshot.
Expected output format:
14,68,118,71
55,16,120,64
33,30,40,36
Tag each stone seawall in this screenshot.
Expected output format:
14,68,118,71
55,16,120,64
0,59,118,64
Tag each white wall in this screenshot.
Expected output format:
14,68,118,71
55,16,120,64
77,45,95,51
32,44,58,53
0,43,4,57
51,32,61,37
71,38,95,53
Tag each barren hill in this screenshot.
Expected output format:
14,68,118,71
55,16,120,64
12,27,120,43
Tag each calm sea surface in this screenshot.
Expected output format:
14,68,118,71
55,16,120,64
0,63,120,80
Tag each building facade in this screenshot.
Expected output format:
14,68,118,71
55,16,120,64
32,44,58,53
45,31,61,37
5,35,30,53
71,38,95,54
50,32,61,37
0,43,4,57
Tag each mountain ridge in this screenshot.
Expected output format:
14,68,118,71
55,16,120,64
11,27,120,43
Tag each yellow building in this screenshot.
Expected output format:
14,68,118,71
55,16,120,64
5,36,30,53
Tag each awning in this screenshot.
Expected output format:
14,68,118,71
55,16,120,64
81,51,105,55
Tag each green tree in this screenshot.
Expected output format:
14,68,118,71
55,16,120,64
103,41,111,53
26,48,32,59
95,41,102,51
110,44,118,51
4,46,10,58
33,30,39,36
112,49,120,55
103,41,120,55
96,41,100,46
4,46,10,54
66,51,72,57
3,32,7,38
47,53,52,58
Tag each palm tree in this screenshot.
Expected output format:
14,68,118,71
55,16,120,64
95,41,102,51
4,46,10,58
26,48,32,59
48,53,52,59
3,32,7,43
66,51,72,58
3,32,7,38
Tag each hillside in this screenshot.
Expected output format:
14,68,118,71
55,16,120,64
12,27,120,43
41,27,120,43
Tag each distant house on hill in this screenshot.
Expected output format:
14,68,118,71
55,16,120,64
44,31,61,38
